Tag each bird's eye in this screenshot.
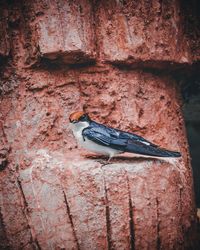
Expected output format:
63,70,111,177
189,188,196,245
80,114,86,121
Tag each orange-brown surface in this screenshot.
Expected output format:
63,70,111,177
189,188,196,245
0,0,199,249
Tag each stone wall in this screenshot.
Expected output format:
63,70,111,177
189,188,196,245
0,0,199,249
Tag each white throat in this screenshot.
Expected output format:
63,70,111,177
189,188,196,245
70,121,90,135
70,121,121,158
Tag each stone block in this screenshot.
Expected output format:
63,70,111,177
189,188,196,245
95,0,191,66
35,0,95,64
6,149,191,249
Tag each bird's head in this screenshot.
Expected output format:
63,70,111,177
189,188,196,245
69,111,90,124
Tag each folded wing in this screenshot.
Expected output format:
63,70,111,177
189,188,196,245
82,123,181,158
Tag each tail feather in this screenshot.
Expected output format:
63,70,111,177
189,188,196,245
126,141,181,158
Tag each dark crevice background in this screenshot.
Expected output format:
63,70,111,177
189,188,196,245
180,70,200,208
179,0,200,208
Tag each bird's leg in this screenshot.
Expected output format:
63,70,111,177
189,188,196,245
107,155,113,163
96,155,112,165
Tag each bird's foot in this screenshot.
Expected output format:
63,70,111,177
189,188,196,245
81,153,112,165
97,156,113,166
97,159,109,166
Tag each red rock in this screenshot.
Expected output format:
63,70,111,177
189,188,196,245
34,0,96,64
0,1,10,59
0,66,197,248
0,0,199,249
95,0,191,66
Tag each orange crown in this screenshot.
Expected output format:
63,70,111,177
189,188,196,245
69,111,85,122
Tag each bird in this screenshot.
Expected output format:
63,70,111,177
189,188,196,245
69,111,181,161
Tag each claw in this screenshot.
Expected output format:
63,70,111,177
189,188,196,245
107,155,113,163
97,159,107,165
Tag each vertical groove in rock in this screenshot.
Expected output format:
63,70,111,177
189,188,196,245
17,177,41,249
17,178,28,208
0,122,9,171
126,175,135,250
102,167,112,250
0,206,11,250
63,191,80,250
33,239,42,250
156,197,161,250
179,187,184,234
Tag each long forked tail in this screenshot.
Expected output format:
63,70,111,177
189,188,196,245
126,141,181,158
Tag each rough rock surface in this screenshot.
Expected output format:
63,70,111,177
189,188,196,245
4,150,190,249
0,65,197,249
95,0,190,66
0,1,10,59
34,0,96,64
0,0,199,249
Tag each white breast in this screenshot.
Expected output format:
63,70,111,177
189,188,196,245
70,122,121,158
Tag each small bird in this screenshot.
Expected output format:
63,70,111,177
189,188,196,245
69,111,181,161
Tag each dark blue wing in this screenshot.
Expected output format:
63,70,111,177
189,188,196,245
89,121,157,147
82,125,128,150
82,121,181,158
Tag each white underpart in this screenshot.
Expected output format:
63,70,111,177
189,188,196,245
70,121,122,158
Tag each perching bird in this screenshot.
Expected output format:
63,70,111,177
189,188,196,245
69,111,181,160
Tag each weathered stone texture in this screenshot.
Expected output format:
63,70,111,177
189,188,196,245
3,0,199,67
2,149,192,250
95,0,191,65
180,0,200,62
0,0,199,249
0,66,197,248
34,0,96,63
0,1,10,59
